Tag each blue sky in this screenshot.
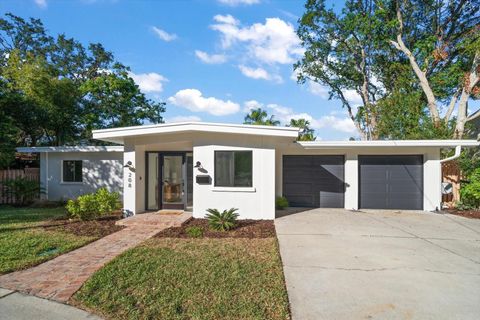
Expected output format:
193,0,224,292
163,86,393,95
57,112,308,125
0,0,363,140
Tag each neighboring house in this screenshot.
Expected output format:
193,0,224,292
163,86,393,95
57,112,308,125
19,122,479,219
16,146,124,201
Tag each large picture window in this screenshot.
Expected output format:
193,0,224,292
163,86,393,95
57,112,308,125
214,151,252,187
63,160,83,182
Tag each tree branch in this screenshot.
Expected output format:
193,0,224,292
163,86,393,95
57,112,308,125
390,1,441,125
466,109,480,122
444,88,461,123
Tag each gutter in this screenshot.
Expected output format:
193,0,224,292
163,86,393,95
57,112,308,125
440,145,462,163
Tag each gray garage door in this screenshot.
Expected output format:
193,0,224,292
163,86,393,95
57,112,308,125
283,155,345,208
359,155,423,210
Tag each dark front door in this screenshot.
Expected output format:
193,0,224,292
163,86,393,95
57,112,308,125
359,155,423,210
283,155,345,208
146,152,193,211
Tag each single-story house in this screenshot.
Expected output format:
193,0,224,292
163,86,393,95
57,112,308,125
18,122,479,219
16,146,124,201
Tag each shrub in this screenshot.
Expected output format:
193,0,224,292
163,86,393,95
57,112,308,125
185,226,203,238
205,208,239,231
4,177,43,206
66,188,120,220
275,196,289,210
459,168,480,209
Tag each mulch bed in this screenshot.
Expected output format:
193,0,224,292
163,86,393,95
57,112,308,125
44,215,124,238
446,209,480,219
155,218,276,239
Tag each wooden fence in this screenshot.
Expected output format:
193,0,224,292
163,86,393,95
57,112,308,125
442,161,461,208
0,168,40,205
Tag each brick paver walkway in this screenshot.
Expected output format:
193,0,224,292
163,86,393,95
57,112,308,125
0,212,191,302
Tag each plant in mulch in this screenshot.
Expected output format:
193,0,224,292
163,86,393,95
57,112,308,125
275,196,289,210
4,178,44,206
458,168,480,210
66,188,120,220
185,226,203,238
205,208,239,231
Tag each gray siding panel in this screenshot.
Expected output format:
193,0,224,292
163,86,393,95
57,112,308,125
359,155,423,210
283,155,345,208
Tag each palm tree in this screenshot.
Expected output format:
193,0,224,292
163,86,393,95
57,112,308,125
244,108,280,126
288,118,316,141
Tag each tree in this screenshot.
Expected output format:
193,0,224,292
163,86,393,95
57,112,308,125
244,108,280,126
0,13,166,155
295,0,479,140
386,0,480,138
295,0,389,140
288,118,316,141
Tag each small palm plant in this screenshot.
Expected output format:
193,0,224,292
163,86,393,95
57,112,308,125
205,208,239,231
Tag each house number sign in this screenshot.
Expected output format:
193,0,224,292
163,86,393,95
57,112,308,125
128,172,133,188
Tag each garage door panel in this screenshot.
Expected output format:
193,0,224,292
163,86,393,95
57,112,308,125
283,155,345,208
284,183,312,195
359,155,423,210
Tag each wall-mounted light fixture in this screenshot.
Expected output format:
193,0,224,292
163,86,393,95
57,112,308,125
123,161,135,172
194,161,208,174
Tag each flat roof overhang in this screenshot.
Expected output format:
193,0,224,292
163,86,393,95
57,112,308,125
92,122,301,144
298,140,480,149
16,146,124,153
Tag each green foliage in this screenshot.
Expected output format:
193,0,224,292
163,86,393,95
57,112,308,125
0,13,165,155
205,208,239,231
458,149,480,178
244,108,280,126
288,118,316,141
185,226,203,238
66,188,120,220
275,196,289,210
295,0,480,140
459,168,480,209
4,178,42,206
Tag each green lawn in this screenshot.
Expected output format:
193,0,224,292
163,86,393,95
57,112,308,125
0,206,97,274
74,237,290,320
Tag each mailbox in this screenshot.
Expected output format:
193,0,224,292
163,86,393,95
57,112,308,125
196,175,211,184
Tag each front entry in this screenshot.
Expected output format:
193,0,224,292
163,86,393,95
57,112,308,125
146,152,193,210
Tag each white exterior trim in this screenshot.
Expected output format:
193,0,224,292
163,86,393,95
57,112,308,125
17,146,124,153
299,140,480,149
93,122,300,144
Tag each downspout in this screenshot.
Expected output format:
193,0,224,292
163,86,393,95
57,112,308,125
440,145,462,163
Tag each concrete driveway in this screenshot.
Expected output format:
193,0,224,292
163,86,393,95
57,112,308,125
275,209,480,320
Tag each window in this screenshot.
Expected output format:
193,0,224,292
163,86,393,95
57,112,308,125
214,151,252,187
63,160,83,182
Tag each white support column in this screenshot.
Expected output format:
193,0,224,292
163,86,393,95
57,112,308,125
423,148,442,211
123,143,136,216
344,152,358,210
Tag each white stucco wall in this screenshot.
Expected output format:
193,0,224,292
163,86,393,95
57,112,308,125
276,145,442,211
121,133,284,219
40,151,123,201
193,144,275,220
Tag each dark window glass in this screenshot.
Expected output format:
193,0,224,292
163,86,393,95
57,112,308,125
63,160,83,182
214,151,252,187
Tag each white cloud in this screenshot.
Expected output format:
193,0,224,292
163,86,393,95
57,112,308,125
243,100,263,112
166,115,202,123
210,15,303,65
252,102,357,134
34,0,47,8
129,72,168,93
238,65,282,82
343,89,363,106
195,50,227,64
151,26,177,42
308,82,330,99
168,89,240,116
217,0,260,6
